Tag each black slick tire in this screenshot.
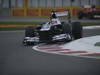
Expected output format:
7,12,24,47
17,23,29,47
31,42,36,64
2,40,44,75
62,23,71,34
72,22,83,40
25,26,35,37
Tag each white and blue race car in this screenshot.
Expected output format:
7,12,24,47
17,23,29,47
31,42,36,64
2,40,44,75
23,11,83,45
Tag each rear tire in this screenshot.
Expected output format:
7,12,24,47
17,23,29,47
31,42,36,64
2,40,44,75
72,22,83,39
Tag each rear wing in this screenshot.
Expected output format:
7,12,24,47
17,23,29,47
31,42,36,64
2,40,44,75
51,10,71,23
83,5,92,8
56,11,69,17
56,10,71,23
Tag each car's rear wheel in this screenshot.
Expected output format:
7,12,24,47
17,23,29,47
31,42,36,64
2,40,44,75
72,22,83,39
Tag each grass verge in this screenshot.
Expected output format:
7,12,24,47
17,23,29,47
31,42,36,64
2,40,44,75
0,21,100,31
0,21,43,25
95,42,100,46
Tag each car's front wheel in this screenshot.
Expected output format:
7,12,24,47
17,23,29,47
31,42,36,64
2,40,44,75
62,23,72,42
25,26,35,37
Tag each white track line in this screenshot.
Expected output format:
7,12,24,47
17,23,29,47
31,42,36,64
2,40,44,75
33,35,100,59
83,26,100,29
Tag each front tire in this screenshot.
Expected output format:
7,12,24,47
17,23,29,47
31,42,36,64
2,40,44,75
62,23,72,42
25,26,35,37
23,26,35,46
62,23,71,34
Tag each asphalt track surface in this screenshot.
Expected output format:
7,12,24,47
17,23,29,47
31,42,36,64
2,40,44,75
0,29,100,75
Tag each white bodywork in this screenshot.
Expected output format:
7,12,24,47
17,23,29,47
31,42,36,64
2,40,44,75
40,11,68,31
24,37,39,42
24,33,71,42
40,18,61,31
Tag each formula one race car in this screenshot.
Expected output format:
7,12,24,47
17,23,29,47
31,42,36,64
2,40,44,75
77,5,100,19
23,11,82,46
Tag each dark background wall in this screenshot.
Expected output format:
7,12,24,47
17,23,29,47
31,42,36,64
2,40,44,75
0,0,100,17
